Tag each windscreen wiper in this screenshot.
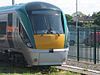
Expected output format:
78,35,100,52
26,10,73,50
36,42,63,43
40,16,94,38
47,27,53,34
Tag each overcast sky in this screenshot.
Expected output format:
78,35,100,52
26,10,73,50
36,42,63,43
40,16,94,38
0,0,100,15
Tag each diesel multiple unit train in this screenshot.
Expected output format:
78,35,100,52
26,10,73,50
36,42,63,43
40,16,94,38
0,2,69,67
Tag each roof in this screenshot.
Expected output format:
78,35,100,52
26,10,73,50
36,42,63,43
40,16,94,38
25,2,61,11
0,2,61,13
0,4,24,13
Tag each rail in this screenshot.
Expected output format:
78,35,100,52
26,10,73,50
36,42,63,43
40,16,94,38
56,65,100,75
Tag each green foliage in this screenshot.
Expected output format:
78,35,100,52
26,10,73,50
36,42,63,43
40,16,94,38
0,66,80,75
92,12,100,25
65,14,72,22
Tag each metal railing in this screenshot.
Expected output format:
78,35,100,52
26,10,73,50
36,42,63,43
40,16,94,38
68,27,100,64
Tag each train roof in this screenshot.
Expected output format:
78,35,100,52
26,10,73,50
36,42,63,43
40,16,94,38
25,2,61,11
0,2,61,13
0,4,23,13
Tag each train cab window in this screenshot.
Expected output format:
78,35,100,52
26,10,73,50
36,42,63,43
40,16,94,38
0,14,7,35
29,10,64,34
19,21,32,48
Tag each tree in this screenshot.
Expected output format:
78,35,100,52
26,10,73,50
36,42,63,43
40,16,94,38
72,11,86,17
65,14,73,25
92,12,100,25
65,14,72,22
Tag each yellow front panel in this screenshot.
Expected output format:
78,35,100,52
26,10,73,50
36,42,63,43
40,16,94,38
34,34,65,49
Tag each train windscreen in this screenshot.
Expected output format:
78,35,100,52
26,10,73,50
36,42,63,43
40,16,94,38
29,10,64,34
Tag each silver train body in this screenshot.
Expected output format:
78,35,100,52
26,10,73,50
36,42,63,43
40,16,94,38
0,2,69,67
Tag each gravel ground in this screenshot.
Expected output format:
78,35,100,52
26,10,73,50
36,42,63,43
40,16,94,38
66,59,100,71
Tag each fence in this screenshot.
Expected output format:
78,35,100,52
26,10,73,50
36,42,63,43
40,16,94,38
68,27,100,64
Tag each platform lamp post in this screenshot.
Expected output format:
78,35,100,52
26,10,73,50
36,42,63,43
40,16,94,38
76,0,79,61
12,0,15,5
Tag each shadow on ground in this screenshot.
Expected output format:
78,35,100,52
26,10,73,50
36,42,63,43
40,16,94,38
0,61,51,74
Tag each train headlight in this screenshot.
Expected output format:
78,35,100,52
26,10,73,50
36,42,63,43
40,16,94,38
26,42,32,48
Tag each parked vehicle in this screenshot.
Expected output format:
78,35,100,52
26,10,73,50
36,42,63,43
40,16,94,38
84,32,100,46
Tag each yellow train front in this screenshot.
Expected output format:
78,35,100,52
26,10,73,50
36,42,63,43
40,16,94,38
0,2,69,66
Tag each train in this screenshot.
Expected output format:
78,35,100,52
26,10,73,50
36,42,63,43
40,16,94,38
0,2,69,67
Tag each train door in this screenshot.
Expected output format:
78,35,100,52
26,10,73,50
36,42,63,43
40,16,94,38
7,13,15,48
12,13,21,49
13,16,26,49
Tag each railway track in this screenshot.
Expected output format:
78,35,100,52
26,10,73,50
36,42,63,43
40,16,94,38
56,65,100,75
0,50,100,75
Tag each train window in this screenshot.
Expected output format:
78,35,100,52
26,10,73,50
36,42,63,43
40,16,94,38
29,10,64,34
0,14,7,35
0,22,7,34
19,21,32,48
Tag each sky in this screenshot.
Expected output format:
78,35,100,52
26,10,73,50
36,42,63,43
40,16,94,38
0,0,100,15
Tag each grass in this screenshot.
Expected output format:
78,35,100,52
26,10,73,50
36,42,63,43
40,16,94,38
0,66,80,75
